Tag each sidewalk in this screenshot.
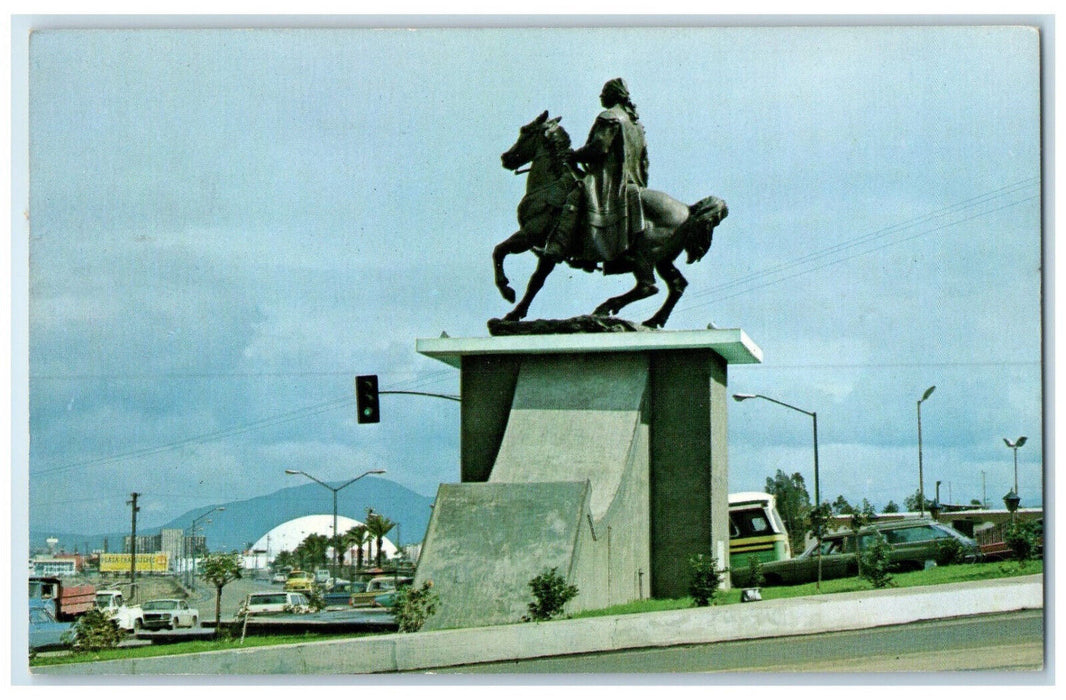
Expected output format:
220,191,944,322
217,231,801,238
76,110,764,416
34,574,1043,676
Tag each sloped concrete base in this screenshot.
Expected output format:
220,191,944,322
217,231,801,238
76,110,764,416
415,481,593,630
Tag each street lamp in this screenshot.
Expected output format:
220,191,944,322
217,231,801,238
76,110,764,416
930,480,942,521
916,385,936,515
1003,436,1027,496
187,506,224,589
285,468,387,573
1003,490,1021,525
733,392,822,591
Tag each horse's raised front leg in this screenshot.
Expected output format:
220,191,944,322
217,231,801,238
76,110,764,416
643,259,688,329
493,230,531,304
593,254,658,318
504,255,556,322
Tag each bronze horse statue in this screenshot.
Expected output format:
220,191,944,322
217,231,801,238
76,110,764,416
493,110,728,329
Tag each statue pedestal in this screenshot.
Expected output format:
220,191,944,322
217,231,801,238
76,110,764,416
414,328,761,629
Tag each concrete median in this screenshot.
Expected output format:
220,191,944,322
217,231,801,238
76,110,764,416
34,574,1042,676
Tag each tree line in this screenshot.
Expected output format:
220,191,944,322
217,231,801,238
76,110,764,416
272,508,398,572
764,469,983,553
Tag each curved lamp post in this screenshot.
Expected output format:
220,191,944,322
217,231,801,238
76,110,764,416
1003,490,1021,525
1003,436,1027,496
916,386,936,515
188,506,225,589
733,393,822,591
285,468,386,572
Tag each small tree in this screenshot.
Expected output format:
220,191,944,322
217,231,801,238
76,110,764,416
858,532,894,588
66,608,123,653
745,555,765,589
849,499,877,531
524,567,578,621
394,580,440,632
199,551,243,635
807,502,833,544
689,553,725,606
882,500,901,514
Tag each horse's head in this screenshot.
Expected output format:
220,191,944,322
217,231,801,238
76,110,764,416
501,111,569,173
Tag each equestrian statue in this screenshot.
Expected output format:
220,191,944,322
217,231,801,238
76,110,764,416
492,78,728,330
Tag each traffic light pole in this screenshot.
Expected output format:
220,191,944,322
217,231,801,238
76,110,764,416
356,374,460,425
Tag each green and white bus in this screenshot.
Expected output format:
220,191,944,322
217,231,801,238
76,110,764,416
729,492,792,569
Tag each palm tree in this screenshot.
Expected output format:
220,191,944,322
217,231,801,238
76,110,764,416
294,533,329,570
343,525,370,572
365,511,396,568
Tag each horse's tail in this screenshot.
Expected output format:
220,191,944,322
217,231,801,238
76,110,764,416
681,196,728,264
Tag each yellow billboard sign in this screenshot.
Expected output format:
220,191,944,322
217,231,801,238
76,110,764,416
99,552,170,573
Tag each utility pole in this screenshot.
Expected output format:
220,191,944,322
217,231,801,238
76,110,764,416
127,492,140,601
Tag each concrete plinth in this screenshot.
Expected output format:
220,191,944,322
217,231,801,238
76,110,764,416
415,328,761,628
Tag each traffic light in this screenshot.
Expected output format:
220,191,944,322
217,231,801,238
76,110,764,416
355,375,380,424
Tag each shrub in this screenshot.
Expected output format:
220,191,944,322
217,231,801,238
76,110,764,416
524,567,579,621
1004,522,1038,564
745,555,765,589
302,587,325,612
934,537,966,566
66,608,123,653
858,532,894,588
689,553,726,606
394,580,440,633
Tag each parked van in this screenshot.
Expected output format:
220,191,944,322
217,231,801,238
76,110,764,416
243,591,311,615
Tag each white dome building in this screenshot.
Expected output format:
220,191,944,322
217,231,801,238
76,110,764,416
250,514,397,566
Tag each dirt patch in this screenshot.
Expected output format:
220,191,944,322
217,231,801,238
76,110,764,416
87,574,188,603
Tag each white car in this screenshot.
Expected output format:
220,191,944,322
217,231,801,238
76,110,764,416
140,599,199,630
95,590,144,631
242,591,311,615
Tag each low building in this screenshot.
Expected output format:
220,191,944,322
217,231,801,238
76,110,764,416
31,557,78,577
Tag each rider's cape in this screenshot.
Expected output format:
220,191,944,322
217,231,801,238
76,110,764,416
577,104,649,262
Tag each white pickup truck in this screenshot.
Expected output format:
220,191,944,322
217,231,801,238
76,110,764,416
95,589,144,631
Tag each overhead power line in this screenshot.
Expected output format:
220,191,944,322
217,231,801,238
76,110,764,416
675,178,1039,314
31,372,459,478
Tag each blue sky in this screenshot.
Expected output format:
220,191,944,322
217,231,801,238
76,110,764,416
20,23,1043,535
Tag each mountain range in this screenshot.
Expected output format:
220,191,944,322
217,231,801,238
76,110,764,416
30,477,435,555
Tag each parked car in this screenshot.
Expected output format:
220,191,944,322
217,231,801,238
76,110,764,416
271,571,288,584
283,570,316,594
29,600,74,651
242,591,312,616
322,581,367,608
731,518,980,588
140,599,199,630
314,569,331,584
370,590,400,609
349,576,412,607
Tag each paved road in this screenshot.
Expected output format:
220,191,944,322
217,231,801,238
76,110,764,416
436,610,1044,674
186,573,279,620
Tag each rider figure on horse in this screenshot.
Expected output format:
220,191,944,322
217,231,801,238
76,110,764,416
536,77,650,265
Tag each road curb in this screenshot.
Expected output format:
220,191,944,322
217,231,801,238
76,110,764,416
33,574,1043,676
